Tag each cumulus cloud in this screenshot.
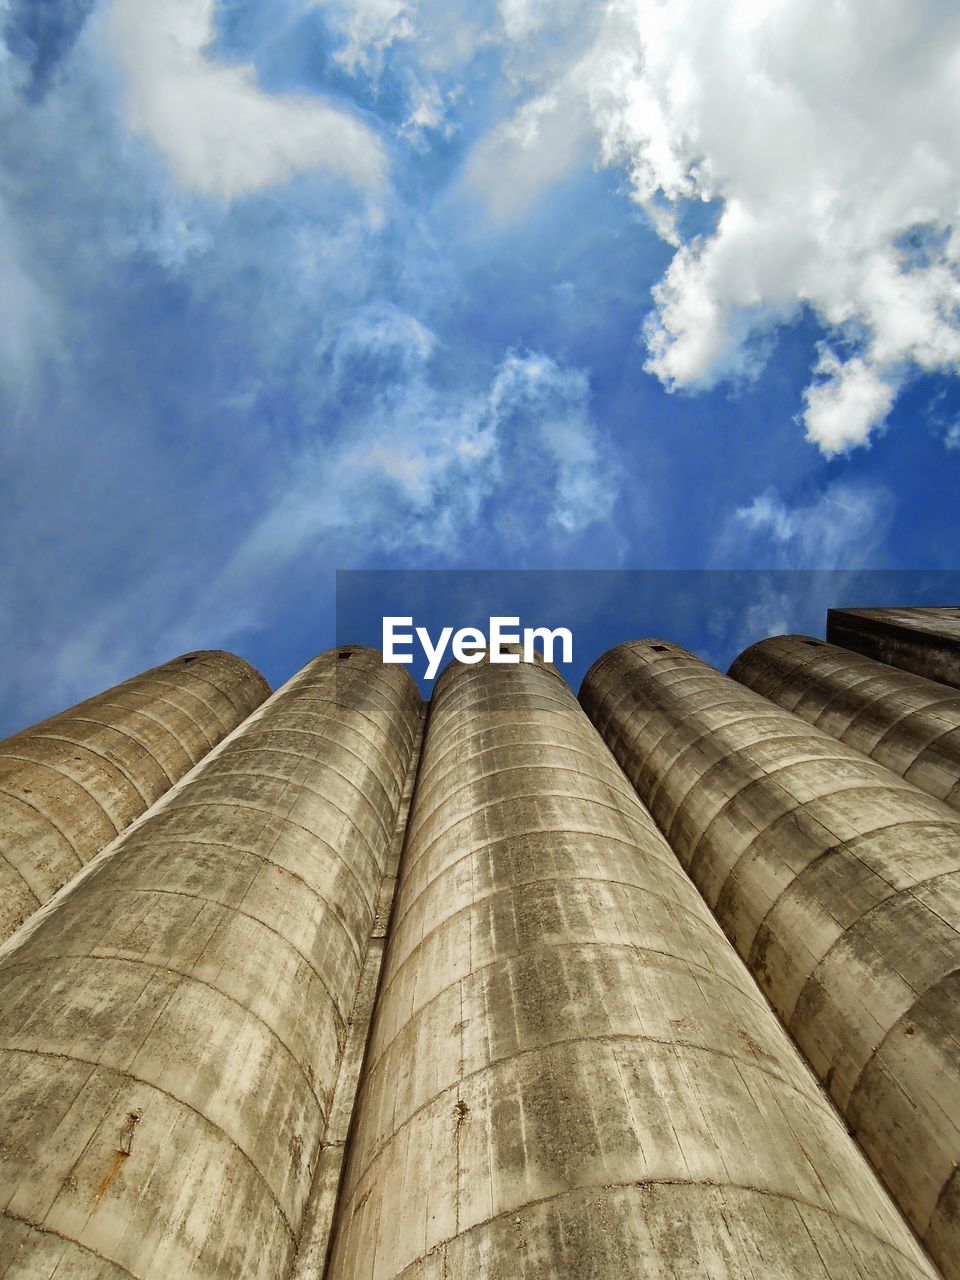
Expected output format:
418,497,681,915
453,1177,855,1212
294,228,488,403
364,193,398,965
801,348,897,456
106,0,386,198
720,482,895,568
487,0,960,452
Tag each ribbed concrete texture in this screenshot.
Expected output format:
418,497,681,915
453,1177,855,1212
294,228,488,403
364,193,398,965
828,606,960,689
0,647,422,1280
581,640,960,1279
290,710,425,1280
326,654,938,1280
730,634,960,813
0,650,271,944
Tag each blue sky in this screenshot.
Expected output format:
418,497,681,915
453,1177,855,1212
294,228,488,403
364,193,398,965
1,0,959,731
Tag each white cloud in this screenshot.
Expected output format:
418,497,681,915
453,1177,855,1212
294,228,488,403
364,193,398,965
288,341,611,552
316,0,416,75
498,0,566,42
173,338,616,642
738,587,795,650
463,83,593,220
487,0,960,451
326,301,438,378
801,347,897,455
106,0,386,198
722,481,894,568
401,78,443,134
486,352,612,532
945,423,960,452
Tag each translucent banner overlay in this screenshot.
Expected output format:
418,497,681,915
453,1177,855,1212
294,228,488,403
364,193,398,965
335,569,960,694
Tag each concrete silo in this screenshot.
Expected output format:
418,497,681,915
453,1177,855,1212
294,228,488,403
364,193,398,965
326,654,937,1280
828,606,960,689
580,640,960,1279
0,647,422,1279
0,650,271,944
730,634,960,813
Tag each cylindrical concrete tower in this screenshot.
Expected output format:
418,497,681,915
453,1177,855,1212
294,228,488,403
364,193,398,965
581,640,960,1279
730,634,960,813
0,647,422,1279
326,655,937,1279
0,650,271,943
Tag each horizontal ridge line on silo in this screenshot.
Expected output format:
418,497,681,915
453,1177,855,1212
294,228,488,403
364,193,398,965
410,723,613,776
405,760,645,833
639,737,940,815
133,675,250,734
350,1031,835,1168
394,790,673,878
726,820,960,915
24,715,183,780
0,860,42,908
0,755,125,834
0,884,356,1021
151,800,382,894
366,938,773,1077
0,788,86,869
146,661,271,711
234,708,415,775
385,1181,936,1280
387,828,692,920
178,766,395,846
1,952,329,1110
0,1210,141,1280
847,970,959,1111
74,833,376,933
360,952,785,1096
0,1045,298,1240
60,696,202,761
386,855,711,957
97,684,223,749
4,730,162,802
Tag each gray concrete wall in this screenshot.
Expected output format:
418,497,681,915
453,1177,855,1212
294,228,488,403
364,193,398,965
290,707,425,1280
828,607,960,689
0,650,271,944
730,634,960,812
326,654,938,1280
0,647,421,1279
580,640,960,1279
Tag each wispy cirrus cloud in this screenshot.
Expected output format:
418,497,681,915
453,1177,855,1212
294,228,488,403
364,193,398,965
201,336,615,586
137,335,620,662
717,481,895,569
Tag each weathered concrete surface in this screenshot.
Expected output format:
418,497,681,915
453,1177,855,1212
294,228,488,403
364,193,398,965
326,654,938,1280
290,711,425,1280
730,634,960,813
828,606,960,689
0,647,421,1280
0,650,271,944
581,640,960,1279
